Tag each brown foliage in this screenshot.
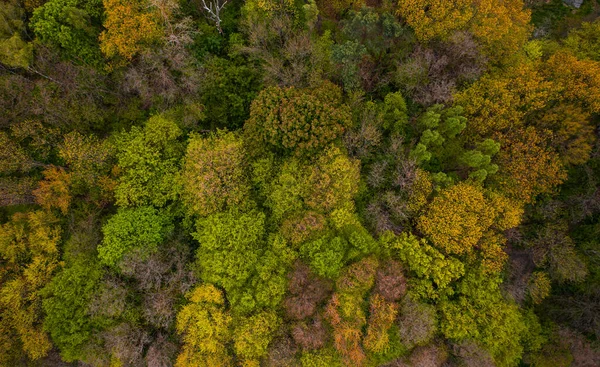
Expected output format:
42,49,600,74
397,296,437,348
265,335,299,367
281,211,327,247
291,316,328,350
397,32,487,106
103,323,151,367
374,260,407,302
145,333,177,367
451,340,496,367
284,262,332,320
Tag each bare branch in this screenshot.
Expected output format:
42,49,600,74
201,0,228,35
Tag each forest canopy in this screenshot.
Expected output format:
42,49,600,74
1,0,600,366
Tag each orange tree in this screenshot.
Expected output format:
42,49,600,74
99,0,163,62
396,0,531,62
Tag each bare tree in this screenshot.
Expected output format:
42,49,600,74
201,0,227,35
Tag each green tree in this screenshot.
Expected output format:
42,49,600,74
98,206,172,268
41,260,105,362
31,0,104,65
114,115,183,208
439,270,527,367
193,210,295,314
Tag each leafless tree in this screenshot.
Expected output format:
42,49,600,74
201,0,228,35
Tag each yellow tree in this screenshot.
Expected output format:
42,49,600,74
0,211,61,364
417,182,496,256
175,284,233,367
99,0,163,62
454,61,556,138
396,0,531,61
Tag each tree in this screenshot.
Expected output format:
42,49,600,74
454,61,555,139
98,206,172,268
397,295,437,348
363,294,398,353
0,0,33,68
31,0,104,65
33,166,72,215
491,127,566,204
193,210,295,314
175,284,232,367
324,257,379,367
564,20,600,61
58,131,114,188
200,0,228,35
0,211,61,363
182,130,251,217
41,260,105,363
389,232,464,295
438,270,527,367
417,182,495,255
284,262,332,321
233,311,281,366
114,115,183,208
244,82,351,158
99,0,163,62
396,0,531,62
396,32,487,106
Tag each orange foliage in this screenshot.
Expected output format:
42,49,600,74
542,50,600,114
491,127,567,204
417,182,495,255
363,294,399,353
33,166,72,215
455,61,555,138
396,0,531,60
536,104,595,165
99,0,163,61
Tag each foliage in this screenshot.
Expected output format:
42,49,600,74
193,210,295,314
233,311,280,364
0,211,61,363
41,260,105,362
31,0,104,65
409,104,500,183
396,0,531,61
182,130,250,217
200,56,262,129
389,232,464,294
491,127,566,204
0,0,33,68
2,2,599,367
98,206,172,267
99,0,163,62
114,115,183,208
244,82,351,158
417,182,495,255
33,166,72,215
175,284,232,367
564,20,600,61
439,270,527,367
